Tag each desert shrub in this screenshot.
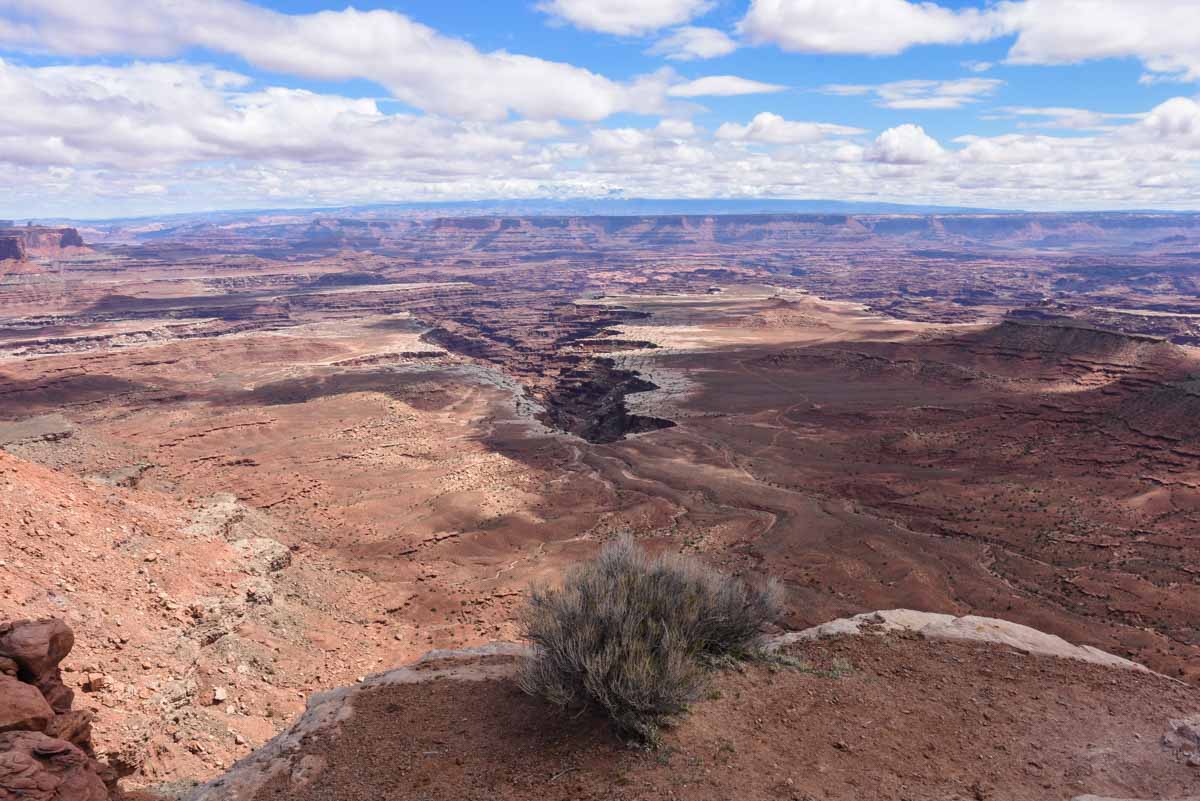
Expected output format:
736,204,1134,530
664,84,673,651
518,535,782,742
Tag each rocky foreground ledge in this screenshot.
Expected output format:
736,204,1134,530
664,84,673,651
188,611,1200,801
0,619,118,801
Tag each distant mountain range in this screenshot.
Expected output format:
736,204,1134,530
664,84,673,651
351,198,1012,216
30,197,1200,228
28,197,1008,226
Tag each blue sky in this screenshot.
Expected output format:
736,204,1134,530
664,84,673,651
1,0,1198,217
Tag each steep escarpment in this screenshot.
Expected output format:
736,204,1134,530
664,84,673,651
959,320,1200,444
750,316,1193,390
969,317,1181,368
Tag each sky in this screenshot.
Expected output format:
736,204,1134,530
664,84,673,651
1,0,1199,218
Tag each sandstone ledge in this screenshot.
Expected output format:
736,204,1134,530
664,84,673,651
187,611,1174,801
769,608,1150,673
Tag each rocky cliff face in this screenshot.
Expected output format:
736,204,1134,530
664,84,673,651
0,618,116,800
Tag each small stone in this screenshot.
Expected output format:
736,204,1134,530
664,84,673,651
234,733,246,745
212,687,228,704
83,673,107,692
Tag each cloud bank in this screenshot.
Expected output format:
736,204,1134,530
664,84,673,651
1,0,1199,215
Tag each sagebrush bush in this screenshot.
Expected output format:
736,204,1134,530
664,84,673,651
518,535,783,742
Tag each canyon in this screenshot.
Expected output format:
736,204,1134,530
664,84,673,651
1,209,1199,797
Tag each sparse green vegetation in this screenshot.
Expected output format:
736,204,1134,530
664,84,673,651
517,535,783,744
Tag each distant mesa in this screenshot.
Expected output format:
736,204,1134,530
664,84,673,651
982,316,1175,362
0,224,86,263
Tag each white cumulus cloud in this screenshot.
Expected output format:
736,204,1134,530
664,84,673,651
716,112,865,144
868,124,945,163
649,26,738,60
0,59,545,169
536,0,714,35
739,0,1002,55
0,0,661,121
667,75,787,97
740,0,1200,84
1132,97,1200,146
1002,0,1200,82
821,77,1002,109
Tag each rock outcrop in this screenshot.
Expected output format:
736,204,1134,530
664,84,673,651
0,619,114,800
0,731,109,801
0,619,76,713
188,611,1199,801
767,608,1151,672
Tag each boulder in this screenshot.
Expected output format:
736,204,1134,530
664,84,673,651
81,675,106,694
0,620,73,678
0,620,75,713
0,676,52,734
0,731,108,801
